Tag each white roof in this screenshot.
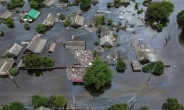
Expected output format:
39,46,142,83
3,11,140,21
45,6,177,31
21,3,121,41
8,43,23,56
118,16,125,20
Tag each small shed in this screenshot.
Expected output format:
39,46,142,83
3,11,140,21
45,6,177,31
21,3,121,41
72,15,84,26
65,41,86,50
24,9,40,20
0,58,14,75
72,76,83,83
48,43,56,53
35,106,51,110
24,36,47,54
7,43,23,56
43,13,56,27
76,10,82,15
88,20,94,27
0,10,13,19
131,61,142,72
121,0,130,3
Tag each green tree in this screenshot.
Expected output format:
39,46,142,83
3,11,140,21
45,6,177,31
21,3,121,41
177,10,184,21
4,18,14,27
53,95,66,108
32,94,47,109
157,23,163,31
162,98,184,110
2,101,24,110
146,1,174,20
24,23,30,30
107,19,113,25
116,55,126,72
114,0,121,8
28,0,45,9
80,0,91,8
108,104,128,110
42,56,54,69
59,14,65,20
142,61,164,75
64,20,71,27
59,0,68,3
84,58,113,90
35,24,47,34
6,0,24,9
107,2,111,8
139,106,149,110
48,95,55,109
93,16,105,26
9,68,19,76
143,0,151,6
93,50,98,58
3,53,16,58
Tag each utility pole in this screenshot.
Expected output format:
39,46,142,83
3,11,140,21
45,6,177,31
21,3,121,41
72,94,76,108
148,61,157,84
127,94,136,110
7,70,19,88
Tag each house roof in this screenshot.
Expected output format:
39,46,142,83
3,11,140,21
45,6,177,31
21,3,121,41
72,15,84,26
27,9,40,19
48,43,56,53
76,10,82,15
100,27,111,38
121,0,130,3
43,0,57,6
100,35,113,46
26,36,47,53
17,59,25,68
8,43,23,56
88,20,94,27
35,106,51,110
72,76,83,82
0,10,13,19
43,13,56,26
65,41,85,50
0,58,14,75
131,61,142,72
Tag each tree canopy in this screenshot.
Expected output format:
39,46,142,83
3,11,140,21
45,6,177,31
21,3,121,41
59,14,65,20
35,24,47,34
53,95,66,108
64,20,71,27
108,103,128,110
4,18,14,28
93,16,106,26
80,0,91,8
24,23,30,30
116,55,126,72
142,61,164,75
6,0,24,10
162,98,184,110
32,94,47,109
114,0,121,8
84,58,113,90
139,106,149,110
2,101,24,110
22,53,54,69
3,53,16,58
9,68,19,76
146,1,174,20
178,10,184,21
28,0,45,9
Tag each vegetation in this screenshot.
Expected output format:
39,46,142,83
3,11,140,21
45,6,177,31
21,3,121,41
162,98,184,110
137,9,144,14
177,10,184,21
24,23,30,30
113,0,121,8
96,26,102,33
9,68,19,76
108,103,128,110
142,61,164,75
94,40,99,45
28,0,46,9
1,102,24,110
139,106,149,110
107,19,113,26
116,55,126,72
93,50,98,58
53,95,66,108
22,53,54,69
6,0,24,10
64,20,71,27
3,53,16,58
83,58,113,90
59,0,68,3
35,24,47,34
135,2,139,9
80,0,91,8
93,16,105,26
157,23,163,31
107,2,111,8
4,18,14,28
32,94,47,109
143,0,151,6
59,14,65,20
146,1,174,20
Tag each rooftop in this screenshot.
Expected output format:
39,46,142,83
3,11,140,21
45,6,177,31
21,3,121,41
7,43,23,56
43,13,56,26
0,58,14,75
65,41,86,50
72,15,84,26
26,9,40,20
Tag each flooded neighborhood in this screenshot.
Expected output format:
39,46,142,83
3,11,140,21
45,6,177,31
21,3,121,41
0,0,184,109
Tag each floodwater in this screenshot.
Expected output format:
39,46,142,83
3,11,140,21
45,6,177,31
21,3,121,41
0,0,184,109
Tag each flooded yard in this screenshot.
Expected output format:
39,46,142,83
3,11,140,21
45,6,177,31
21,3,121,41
0,0,184,109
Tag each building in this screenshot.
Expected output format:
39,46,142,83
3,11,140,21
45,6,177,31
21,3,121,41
48,43,56,53
72,76,83,83
131,61,142,72
7,43,23,56
0,58,14,75
65,41,86,50
35,106,51,110
17,59,25,68
43,13,56,27
43,0,57,6
24,36,47,54
0,10,13,19
121,0,130,3
72,15,84,27
88,19,94,27
100,27,113,46
24,9,40,21
76,10,82,15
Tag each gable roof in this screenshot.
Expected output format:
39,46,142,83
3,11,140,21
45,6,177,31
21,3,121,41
0,58,14,75
26,36,47,53
0,10,13,19
8,43,23,56
35,106,51,110
43,13,56,26
65,41,86,50
72,15,84,26
100,35,113,46
27,9,40,19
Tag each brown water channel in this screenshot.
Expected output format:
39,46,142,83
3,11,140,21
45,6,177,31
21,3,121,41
0,0,184,109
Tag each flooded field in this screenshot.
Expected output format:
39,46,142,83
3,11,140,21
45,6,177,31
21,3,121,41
0,0,184,109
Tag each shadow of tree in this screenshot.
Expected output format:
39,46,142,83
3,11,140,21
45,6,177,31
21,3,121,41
27,69,53,77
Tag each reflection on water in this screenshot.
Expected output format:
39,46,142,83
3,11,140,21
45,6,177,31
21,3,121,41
84,81,111,97
177,20,184,46
27,69,53,77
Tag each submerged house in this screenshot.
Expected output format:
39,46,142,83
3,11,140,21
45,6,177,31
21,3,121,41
100,27,113,47
65,41,86,50
24,9,40,21
7,43,23,56
88,19,94,27
24,36,47,54
72,15,84,27
43,13,56,27
43,0,57,6
121,0,130,4
0,58,14,75
0,10,13,19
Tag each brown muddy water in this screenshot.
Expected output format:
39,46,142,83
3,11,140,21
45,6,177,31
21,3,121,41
0,0,184,109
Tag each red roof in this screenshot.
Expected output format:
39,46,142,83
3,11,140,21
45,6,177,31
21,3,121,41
72,77,83,83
